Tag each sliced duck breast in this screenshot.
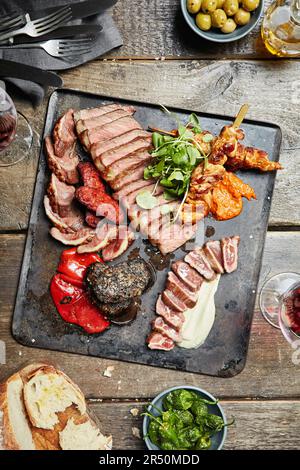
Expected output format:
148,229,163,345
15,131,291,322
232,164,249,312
221,235,240,273
204,240,224,274
74,104,135,122
52,108,76,160
91,129,151,161
44,196,84,233
185,249,216,281
104,150,151,182
152,317,182,342
50,227,94,246
102,226,135,262
110,160,152,191
147,332,175,351
45,136,79,185
47,173,75,218
77,222,118,253
166,272,198,309
76,108,136,135
85,211,102,228
156,295,185,330
171,260,203,293
162,289,186,312
95,137,152,171
157,221,197,256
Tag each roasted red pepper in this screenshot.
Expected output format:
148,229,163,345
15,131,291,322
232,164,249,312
57,247,102,285
50,273,109,334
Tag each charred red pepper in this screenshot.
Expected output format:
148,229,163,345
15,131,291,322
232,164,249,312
50,273,109,334
57,247,102,285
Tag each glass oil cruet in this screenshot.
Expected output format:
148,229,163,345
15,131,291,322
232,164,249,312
261,0,300,57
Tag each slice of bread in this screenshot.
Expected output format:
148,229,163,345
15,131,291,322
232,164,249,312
0,363,112,450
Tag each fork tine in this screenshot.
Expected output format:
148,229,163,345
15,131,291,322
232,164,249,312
34,10,72,34
58,47,93,57
0,14,23,30
32,6,70,27
59,39,94,47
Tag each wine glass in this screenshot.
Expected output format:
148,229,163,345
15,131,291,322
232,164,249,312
0,87,33,167
260,272,300,344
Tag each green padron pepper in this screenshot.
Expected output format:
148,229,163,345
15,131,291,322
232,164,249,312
194,435,211,450
163,389,195,411
148,419,161,447
204,414,226,434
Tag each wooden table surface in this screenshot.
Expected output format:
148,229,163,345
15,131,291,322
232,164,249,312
0,0,300,450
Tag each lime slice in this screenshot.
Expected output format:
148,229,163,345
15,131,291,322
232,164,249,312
136,190,157,210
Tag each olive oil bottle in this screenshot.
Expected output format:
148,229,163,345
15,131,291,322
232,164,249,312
261,0,300,57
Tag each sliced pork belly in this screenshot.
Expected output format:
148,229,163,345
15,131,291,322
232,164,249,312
91,129,151,161
156,295,184,330
162,289,186,312
76,108,135,135
113,178,155,201
152,317,181,342
166,272,198,309
95,136,152,171
74,104,135,122
157,221,197,256
44,196,84,233
53,108,76,159
172,260,203,293
221,235,240,273
147,332,174,351
85,211,102,228
47,173,75,218
102,226,135,261
50,227,94,246
185,249,216,281
104,150,151,182
110,160,152,191
77,222,117,253
45,136,79,185
80,116,142,149
204,240,224,274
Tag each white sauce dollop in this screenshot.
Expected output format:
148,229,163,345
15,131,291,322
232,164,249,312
178,275,220,349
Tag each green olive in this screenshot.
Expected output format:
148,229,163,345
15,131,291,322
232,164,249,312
223,0,239,16
234,7,251,24
211,9,227,27
242,0,259,11
201,0,217,13
196,12,212,30
221,18,237,32
216,0,225,7
187,0,202,14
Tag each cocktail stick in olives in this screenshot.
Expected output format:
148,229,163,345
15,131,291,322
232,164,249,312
221,17,237,32
187,0,202,14
234,7,251,24
242,0,259,11
196,12,212,30
201,0,217,13
211,9,227,27
223,0,239,16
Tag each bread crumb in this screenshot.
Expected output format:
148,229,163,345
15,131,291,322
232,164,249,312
103,366,114,378
18,351,22,356
130,408,139,417
132,427,141,439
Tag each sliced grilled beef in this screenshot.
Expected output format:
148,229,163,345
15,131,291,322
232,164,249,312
156,295,184,330
102,226,135,262
53,108,76,159
47,173,75,218
110,160,152,191
104,150,151,181
80,116,142,149
204,240,224,274
45,136,79,185
74,104,135,123
96,137,152,171
185,249,216,281
113,178,155,201
91,129,151,161
85,258,151,304
221,235,240,273
162,289,186,312
77,222,118,253
152,317,181,342
147,332,174,351
76,108,135,134
166,272,198,308
171,260,203,292
50,227,94,246
44,196,84,233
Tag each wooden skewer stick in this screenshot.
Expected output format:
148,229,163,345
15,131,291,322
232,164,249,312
148,126,177,136
233,104,249,129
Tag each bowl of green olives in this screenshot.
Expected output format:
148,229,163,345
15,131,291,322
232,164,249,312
143,386,229,450
181,0,264,42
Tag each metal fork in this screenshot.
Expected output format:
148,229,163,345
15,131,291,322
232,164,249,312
0,12,25,31
0,37,94,58
0,7,72,42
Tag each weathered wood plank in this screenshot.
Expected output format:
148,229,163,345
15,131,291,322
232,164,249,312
0,232,299,398
86,400,300,449
110,0,273,59
1,60,299,230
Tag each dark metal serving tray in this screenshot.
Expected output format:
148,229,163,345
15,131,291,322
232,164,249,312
12,88,282,377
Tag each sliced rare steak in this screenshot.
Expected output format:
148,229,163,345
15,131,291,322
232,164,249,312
152,317,181,342
166,272,198,309
162,289,186,313
185,249,216,281
156,295,185,330
171,260,204,293
95,137,152,171
147,332,174,351
204,240,224,274
74,104,135,122
110,160,152,191
76,107,136,134
91,129,151,161
221,236,240,273
104,150,151,181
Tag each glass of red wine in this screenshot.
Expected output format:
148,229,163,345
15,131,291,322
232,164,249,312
0,87,33,167
260,272,300,344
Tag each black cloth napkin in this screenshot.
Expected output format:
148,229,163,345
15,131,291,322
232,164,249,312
0,0,123,103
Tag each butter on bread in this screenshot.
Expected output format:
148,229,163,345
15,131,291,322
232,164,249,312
0,363,112,450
